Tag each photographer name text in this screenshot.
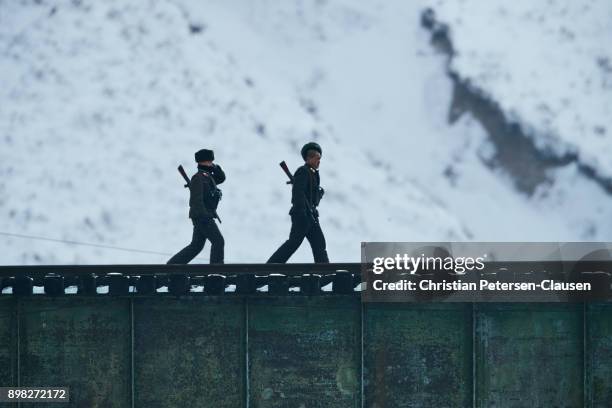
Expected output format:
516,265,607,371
372,279,591,292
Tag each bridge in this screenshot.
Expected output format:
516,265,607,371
0,264,611,407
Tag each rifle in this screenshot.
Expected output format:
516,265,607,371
279,161,317,223
279,161,294,184
178,165,222,223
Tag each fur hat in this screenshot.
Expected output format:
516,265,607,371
300,142,322,160
195,149,214,162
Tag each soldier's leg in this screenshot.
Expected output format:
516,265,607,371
267,215,309,263
204,220,225,264
166,219,207,264
305,221,329,263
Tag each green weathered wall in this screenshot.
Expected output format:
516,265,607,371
587,303,612,407
19,298,131,408
475,304,583,408
1,297,611,407
248,297,360,407
364,303,472,407
0,298,16,400
133,297,245,407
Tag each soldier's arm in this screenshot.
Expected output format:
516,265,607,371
291,166,308,213
212,164,226,185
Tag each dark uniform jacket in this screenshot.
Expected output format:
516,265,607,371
188,165,225,219
289,164,322,217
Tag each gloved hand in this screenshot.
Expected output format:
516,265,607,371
211,164,226,184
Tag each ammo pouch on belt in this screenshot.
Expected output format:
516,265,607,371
207,187,222,210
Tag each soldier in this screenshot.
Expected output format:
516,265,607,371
267,142,329,263
167,149,225,264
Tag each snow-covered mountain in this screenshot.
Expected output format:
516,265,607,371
434,0,612,181
1,0,611,265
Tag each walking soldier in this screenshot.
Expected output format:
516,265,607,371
167,149,225,264
267,142,329,263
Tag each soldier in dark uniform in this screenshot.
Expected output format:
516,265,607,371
267,142,329,263
167,149,225,264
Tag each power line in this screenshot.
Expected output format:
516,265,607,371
0,231,204,260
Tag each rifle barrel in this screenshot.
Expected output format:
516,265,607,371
178,165,190,187
280,161,294,184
